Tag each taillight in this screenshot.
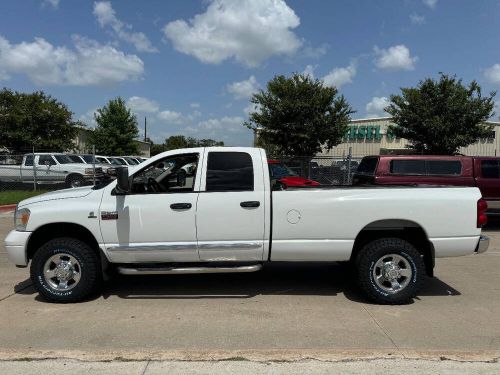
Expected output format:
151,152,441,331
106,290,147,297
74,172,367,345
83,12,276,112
477,199,488,228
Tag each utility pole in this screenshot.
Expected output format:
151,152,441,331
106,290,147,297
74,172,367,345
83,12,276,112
144,116,147,142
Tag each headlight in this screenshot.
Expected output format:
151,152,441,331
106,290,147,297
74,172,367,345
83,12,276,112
15,208,30,231
85,168,94,174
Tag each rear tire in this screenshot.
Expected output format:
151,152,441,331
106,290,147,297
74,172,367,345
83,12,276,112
356,238,425,305
30,238,101,303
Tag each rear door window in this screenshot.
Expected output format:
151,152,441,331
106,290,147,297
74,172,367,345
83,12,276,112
206,152,254,191
426,160,462,176
481,160,500,178
24,155,34,166
390,159,462,176
390,160,426,175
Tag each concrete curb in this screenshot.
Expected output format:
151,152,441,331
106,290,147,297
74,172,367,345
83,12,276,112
0,204,16,213
0,349,499,363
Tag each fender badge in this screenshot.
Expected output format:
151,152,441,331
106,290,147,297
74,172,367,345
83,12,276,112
101,211,118,220
88,211,97,219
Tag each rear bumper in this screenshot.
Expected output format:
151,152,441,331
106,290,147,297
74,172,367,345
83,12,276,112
4,230,31,266
475,235,489,254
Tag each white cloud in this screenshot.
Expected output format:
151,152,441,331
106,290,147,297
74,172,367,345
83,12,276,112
190,102,200,108
79,108,98,128
0,34,144,86
197,116,244,133
163,0,302,67
303,43,328,59
126,96,159,113
227,76,259,100
484,64,500,85
423,0,438,9
322,62,356,89
303,64,316,79
493,101,500,120
374,44,417,71
43,0,60,8
93,1,157,53
365,96,390,118
158,110,183,124
410,13,425,25
243,102,261,116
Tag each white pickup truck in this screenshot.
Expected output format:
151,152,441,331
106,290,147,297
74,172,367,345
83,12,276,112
0,153,106,188
4,147,489,304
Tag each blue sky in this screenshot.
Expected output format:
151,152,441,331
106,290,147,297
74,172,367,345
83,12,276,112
1,0,500,146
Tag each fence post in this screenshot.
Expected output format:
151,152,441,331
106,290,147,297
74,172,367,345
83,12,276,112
92,145,96,186
346,146,352,185
32,146,37,191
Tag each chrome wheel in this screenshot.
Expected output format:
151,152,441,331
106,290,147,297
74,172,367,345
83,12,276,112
43,253,82,291
372,253,412,294
70,179,82,188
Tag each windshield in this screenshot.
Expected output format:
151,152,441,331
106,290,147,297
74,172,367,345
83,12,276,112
67,155,83,163
124,157,139,165
110,157,127,165
96,157,110,164
81,155,95,164
268,162,298,178
53,154,74,164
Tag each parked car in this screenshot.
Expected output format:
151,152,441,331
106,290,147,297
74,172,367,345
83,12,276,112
5,147,488,304
68,154,116,178
0,153,106,188
268,159,319,188
352,155,500,215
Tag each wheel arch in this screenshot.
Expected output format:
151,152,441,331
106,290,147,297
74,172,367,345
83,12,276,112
351,219,435,277
26,222,108,272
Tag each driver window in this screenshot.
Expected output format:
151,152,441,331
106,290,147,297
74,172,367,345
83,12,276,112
131,153,199,194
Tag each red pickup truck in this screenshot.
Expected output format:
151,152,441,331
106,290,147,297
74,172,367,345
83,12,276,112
268,159,320,188
353,155,500,214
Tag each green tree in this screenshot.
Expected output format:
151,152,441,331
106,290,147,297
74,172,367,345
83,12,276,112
386,74,496,154
245,73,354,157
91,97,139,155
164,135,198,150
197,139,225,147
0,88,77,152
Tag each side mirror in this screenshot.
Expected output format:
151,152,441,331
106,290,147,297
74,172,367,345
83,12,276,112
115,167,130,194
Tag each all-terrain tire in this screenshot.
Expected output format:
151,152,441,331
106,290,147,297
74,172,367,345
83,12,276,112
30,237,101,303
356,238,425,305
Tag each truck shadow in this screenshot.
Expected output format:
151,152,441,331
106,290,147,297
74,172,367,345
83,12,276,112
99,262,460,304
14,262,461,303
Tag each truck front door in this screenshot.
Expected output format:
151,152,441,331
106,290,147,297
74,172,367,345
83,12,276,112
196,149,266,261
99,151,202,263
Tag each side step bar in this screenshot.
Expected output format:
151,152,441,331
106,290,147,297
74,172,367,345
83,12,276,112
117,264,263,275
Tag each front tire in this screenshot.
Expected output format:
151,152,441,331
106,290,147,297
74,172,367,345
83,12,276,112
356,238,425,305
30,238,101,303
66,174,85,188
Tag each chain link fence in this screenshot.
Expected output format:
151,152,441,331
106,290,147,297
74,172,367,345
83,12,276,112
0,147,364,206
270,149,363,186
0,149,110,196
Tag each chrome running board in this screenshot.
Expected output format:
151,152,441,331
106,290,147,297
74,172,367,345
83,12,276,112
117,264,262,275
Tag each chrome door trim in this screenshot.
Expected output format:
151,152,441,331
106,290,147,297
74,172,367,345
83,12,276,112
107,243,198,252
198,242,262,251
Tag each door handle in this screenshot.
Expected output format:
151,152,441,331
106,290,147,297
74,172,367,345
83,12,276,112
170,203,192,210
240,201,260,208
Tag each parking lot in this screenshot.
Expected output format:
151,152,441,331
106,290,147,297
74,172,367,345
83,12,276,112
1,213,500,363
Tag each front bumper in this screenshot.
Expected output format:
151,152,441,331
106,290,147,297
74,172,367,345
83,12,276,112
475,235,489,254
4,230,31,266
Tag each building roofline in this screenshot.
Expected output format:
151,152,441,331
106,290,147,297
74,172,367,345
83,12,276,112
350,116,393,122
